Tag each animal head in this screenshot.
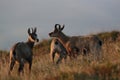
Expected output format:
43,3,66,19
28,27,39,42
49,24,65,37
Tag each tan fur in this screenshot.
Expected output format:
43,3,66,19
49,24,102,60
50,38,67,64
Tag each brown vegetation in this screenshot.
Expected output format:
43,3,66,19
0,31,120,80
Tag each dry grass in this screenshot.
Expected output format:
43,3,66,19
1,31,120,80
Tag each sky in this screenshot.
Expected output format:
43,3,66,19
0,0,120,50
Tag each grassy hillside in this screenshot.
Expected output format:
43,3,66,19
0,31,120,80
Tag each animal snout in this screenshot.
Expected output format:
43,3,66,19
49,32,52,36
36,39,39,42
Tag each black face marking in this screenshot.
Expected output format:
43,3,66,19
30,33,37,40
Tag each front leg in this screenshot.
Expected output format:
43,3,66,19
9,58,15,75
51,50,56,63
18,60,24,75
56,54,63,64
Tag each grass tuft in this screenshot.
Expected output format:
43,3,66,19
1,31,120,80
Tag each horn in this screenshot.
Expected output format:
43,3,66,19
55,24,60,30
34,27,37,33
58,24,65,31
58,24,61,30
31,28,34,33
61,24,65,30
28,28,31,34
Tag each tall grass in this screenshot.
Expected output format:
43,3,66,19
0,31,120,80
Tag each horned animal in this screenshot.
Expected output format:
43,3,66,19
9,28,39,75
50,38,67,64
49,24,102,60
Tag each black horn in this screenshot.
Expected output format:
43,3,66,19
34,27,37,33
59,24,64,31
31,28,34,33
61,24,65,31
28,28,31,35
55,24,61,30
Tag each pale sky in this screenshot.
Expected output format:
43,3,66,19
0,0,120,50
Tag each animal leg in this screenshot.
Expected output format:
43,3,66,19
51,51,56,63
9,58,15,75
56,55,63,64
28,59,32,73
64,55,67,63
18,62,24,75
69,53,73,60
71,47,79,59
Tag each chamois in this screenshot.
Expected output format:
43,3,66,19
49,24,102,60
9,28,39,75
50,38,67,64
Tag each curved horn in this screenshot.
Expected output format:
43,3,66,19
55,24,61,30
31,28,34,33
28,28,31,35
59,24,65,31
61,24,65,31
34,27,37,33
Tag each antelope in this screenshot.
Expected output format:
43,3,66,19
50,38,67,64
9,28,39,75
49,24,102,60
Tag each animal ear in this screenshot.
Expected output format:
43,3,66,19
58,24,65,31
34,27,37,33
60,24,65,31
28,28,31,35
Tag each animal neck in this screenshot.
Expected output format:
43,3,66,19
57,32,69,45
26,39,35,49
